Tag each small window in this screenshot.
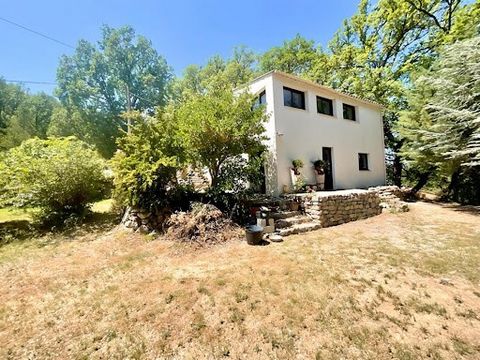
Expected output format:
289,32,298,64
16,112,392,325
283,87,305,110
317,96,334,116
258,90,266,105
253,90,266,109
358,153,369,171
343,103,356,121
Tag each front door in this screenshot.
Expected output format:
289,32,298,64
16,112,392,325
322,147,334,190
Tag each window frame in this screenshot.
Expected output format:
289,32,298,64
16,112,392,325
343,103,357,121
258,90,266,106
283,86,306,110
316,96,334,116
358,153,369,171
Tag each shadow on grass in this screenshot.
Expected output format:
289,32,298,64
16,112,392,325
0,211,120,247
440,203,480,216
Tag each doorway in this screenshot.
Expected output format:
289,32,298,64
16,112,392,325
322,147,334,190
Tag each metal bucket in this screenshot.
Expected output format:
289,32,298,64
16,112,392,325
245,225,263,245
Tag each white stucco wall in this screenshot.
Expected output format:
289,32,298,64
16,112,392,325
248,72,386,195
272,73,386,194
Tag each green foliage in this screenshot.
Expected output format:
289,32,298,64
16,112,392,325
55,25,174,157
258,35,318,75
0,93,59,150
0,137,109,220
174,46,257,100
292,159,304,168
398,36,480,203
176,88,268,189
47,107,118,158
111,110,188,211
313,160,326,173
0,79,26,132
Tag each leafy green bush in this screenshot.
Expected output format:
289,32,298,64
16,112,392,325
0,137,110,222
111,111,191,212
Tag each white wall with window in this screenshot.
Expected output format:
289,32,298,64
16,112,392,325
243,71,386,195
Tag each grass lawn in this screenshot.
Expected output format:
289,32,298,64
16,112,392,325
0,208,33,223
0,202,479,359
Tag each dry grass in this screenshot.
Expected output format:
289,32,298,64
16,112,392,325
0,202,479,359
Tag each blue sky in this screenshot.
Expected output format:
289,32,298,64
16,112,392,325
1,0,361,94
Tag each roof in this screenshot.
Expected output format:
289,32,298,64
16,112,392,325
247,70,383,109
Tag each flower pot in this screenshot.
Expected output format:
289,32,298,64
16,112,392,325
315,173,325,190
289,201,300,211
290,169,298,189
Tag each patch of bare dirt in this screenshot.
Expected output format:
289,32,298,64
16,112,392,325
165,203,243,248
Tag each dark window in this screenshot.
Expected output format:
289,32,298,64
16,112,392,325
317,96,334,116
253,90,267,109
258,90,266,105
343,103,356,121
358,153,369,171
283,87,305,109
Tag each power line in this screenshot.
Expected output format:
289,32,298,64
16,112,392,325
0,16,75,49
5,79,57,85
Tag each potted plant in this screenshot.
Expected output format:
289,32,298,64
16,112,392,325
313,159,326,190
290,159,304,190
292,159,304,175
289,198,300,211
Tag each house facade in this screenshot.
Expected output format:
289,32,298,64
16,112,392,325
246,71,386,195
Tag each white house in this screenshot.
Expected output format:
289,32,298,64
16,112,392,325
246,71,386,196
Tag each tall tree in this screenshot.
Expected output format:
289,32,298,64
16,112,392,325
174,46,257,100
0,79,26,134
258,35,318,76
399,36,480,203
56,25,173,156
176,87,267,188
0,93,58,150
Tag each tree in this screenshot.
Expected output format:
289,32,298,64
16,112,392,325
0,137,109,221
0,93,58,150
111,110,187,211
258,34,318,76
174,46,257,100
0,79,26,133
176,88,268,189
56,25,173,156
399,36,480,203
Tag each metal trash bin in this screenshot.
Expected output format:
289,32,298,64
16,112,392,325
245,225,263,245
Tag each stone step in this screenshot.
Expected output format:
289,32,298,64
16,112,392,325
277,221,322,236
275,215,312,229
271,211,301,220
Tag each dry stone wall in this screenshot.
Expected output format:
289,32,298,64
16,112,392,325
302,190,382,227
121,207,170,234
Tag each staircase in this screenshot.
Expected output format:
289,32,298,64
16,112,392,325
271,211,322,236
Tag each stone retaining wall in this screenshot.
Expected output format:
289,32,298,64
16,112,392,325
121,207,169,234
301,190,382,227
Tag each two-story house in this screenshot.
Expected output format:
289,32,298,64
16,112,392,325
246,71,386,195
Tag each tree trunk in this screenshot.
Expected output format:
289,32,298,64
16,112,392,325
409,167,436,195
447,168,461,202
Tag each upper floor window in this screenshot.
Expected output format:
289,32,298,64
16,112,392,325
343,103,356,121
253,90,267,109
258,90,266,105
358,153,369,171
317,96,334,116
283,87,305,110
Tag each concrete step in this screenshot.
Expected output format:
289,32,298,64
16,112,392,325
271,211,301,220
277,221,322,236
275,215,312,229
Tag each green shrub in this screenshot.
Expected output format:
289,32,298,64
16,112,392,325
0,137,110,222
111,111,190,212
